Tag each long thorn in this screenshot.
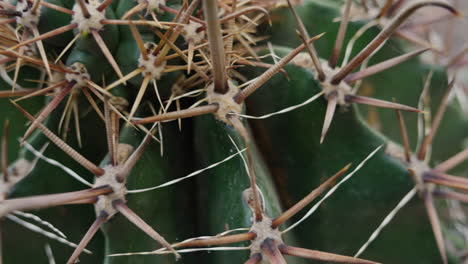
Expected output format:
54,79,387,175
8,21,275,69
447,41,468,67
261,239,286,264
105,67,144,91
234,33,325,103
423,177,468,191
394,99,411,162
129,23,148,60
283,145,383,233
37,0,52,12
245,253,262,264
187,41,194,74
0,50,67,73
31,26,52,78
114,201,181,260
202,0,228,94
132,104,219,125
58,92,74,138
99,19,168,27
0,186,112,217
416,71,433,152
286,0,325,81
221,6,269,25
13,102,105,176
329,0,353,68
159,4,201,23
104,96,115,166
279,245,379,264
86,78,116,96
0,18,16,25
91,30,125,81
435,148,468,173
388,0,406,16
63,197,98,205
345,48,429,83
354,187,417,258
22,82,75,142
423,172,468,191
121,2,147,20
417,77,456,160
81,87,105,121
345,95,421,112
0,2,15,9
13,80,67,101
377,0,394,18
111,110,120,165
55,33,80,64
116,126,154,182
12,29,29,90
394,30,441,54
40,2,74,15
433,189,468,203
235,59,288,78
331,1,458,84
128,74,151,122
67,103,84,146
0,57,13,66
321,93,338,144
66,212,107,264
272,163,351,228
424,192,447,264
428,171,468,187
174,232,256,248
11,24,77,51
97,0,113,12
229,116,263,222
152,79,165,113
23,81,74,140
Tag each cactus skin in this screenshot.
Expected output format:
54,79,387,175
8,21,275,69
194,115,305,264
4,105,107,263
243,53,441,263
102,122,197,264
265,0,468,172
0,67,43,155
0,0,466,263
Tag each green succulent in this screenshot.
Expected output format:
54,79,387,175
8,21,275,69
0,1,467,264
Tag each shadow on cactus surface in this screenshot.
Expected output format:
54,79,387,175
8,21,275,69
0,0,467,263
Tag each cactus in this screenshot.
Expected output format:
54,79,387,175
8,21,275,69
0,0,467,264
